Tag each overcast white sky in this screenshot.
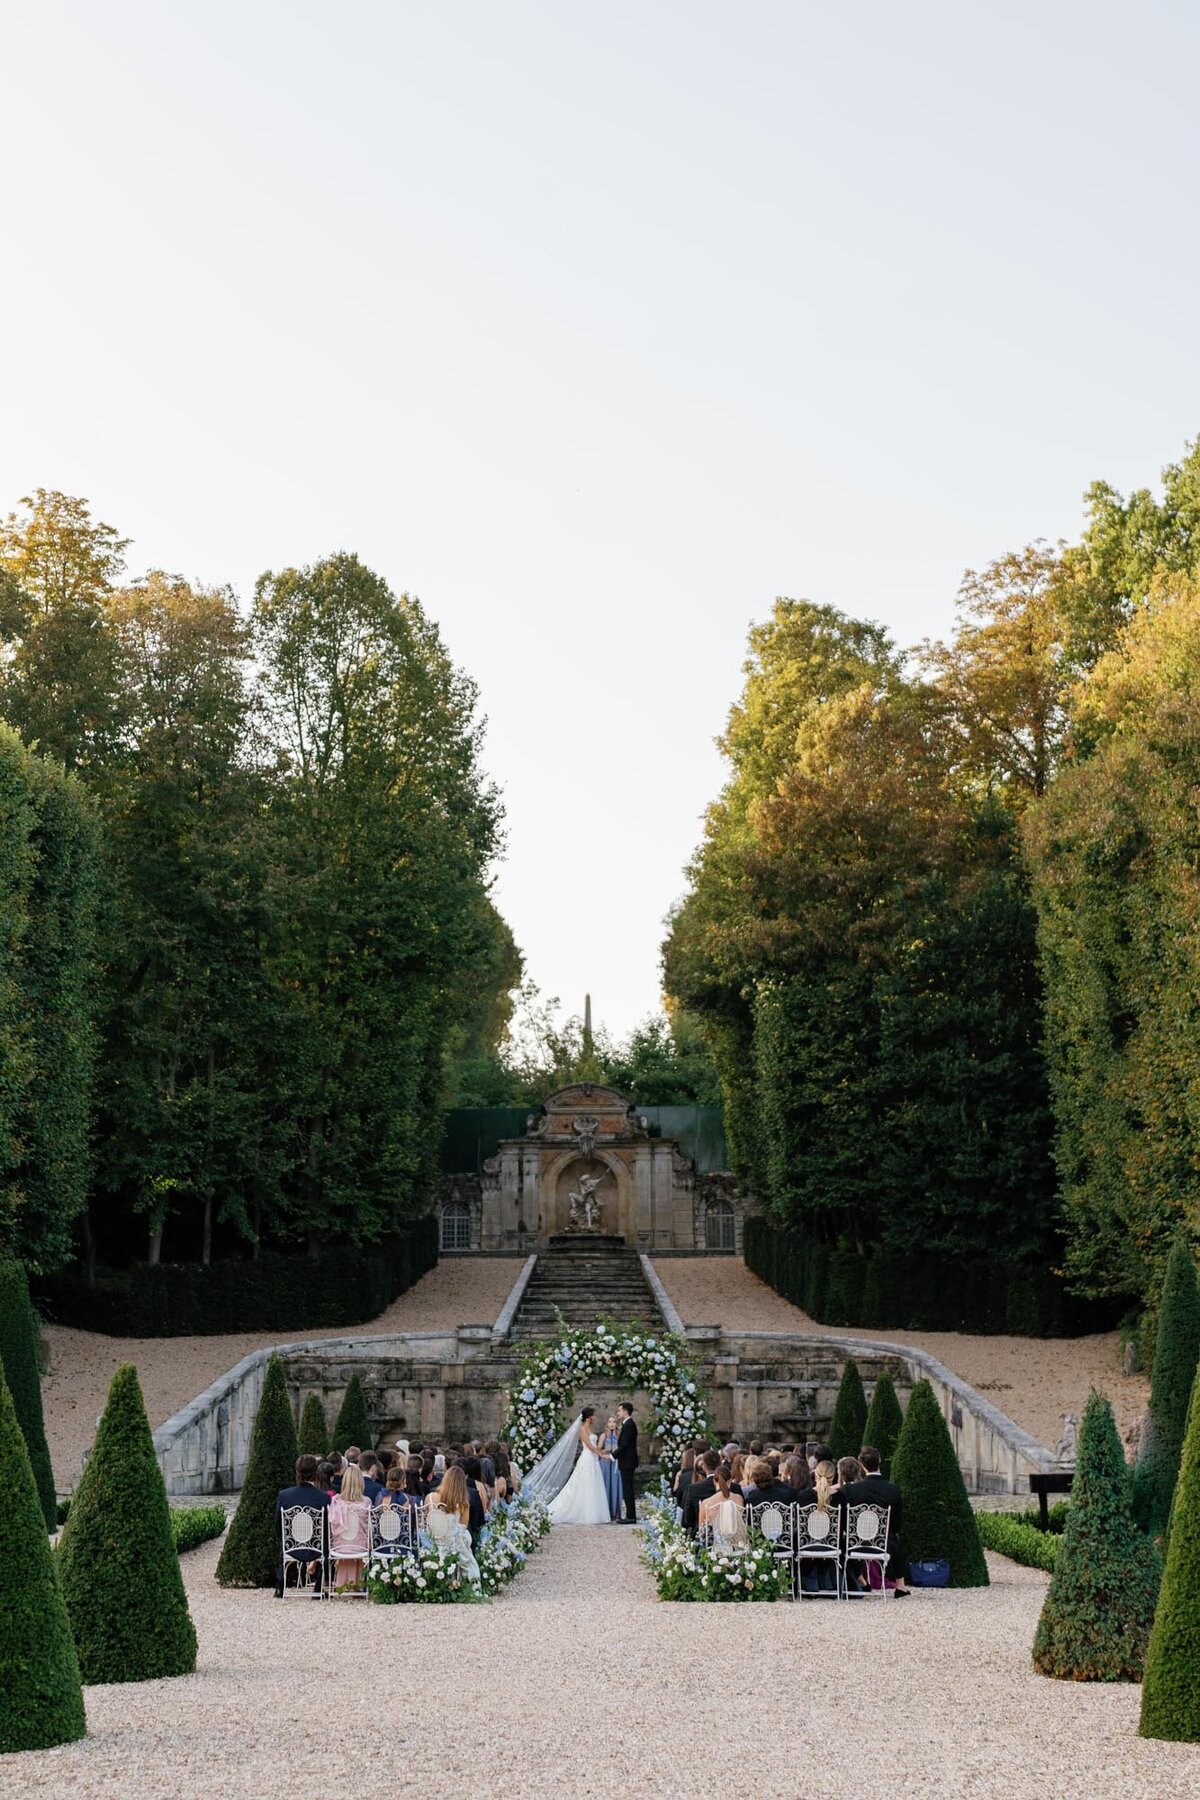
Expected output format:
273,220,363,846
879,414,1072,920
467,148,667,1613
4,2,1200,1036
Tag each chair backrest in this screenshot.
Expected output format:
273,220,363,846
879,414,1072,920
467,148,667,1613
371,1504,415,1555
796,1502,839,1551
746,1500,796,1553
281,1504,326,1557
845,1501,890,1554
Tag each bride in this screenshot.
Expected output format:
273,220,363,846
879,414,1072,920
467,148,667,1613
524,1406,614,1525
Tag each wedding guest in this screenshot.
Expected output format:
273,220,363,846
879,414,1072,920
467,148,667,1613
328,1461,372,1590
672,1447,695,1505
721,1442,741,1462
836,1455,865,1488
832,1446,908,1596
462,1456,489,1542
274,1453,331,1598
684,1450,723,1536
317,1459,336,1496
748,1439,764,1460
405,1456,427,1498
376,1449,395,1479
805,1440,821,1471
742,1457,795,1508
487,1442,513,1501
698,1461,747,1548
359,1451,385,1502
328,1451,345,1494
799,1460,839,1595
344,1446,360,1466
728,1452,746,1494
425,1465,480,1585
783,1455,813,1497
380,1464,421,1512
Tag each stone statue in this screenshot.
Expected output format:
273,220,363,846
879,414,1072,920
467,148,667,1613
568,1170,604,1230
1053,1412,1078,1468
572,1115,600,1163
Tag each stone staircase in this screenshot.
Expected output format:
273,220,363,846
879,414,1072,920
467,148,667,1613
511,1234,666,1339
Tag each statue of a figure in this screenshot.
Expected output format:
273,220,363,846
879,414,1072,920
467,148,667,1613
572,1115,600,1164
568,1170,604,1229
1053,1412,1078,1468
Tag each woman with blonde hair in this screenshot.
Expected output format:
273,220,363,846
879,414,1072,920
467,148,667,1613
425,1464,480,1587
328,1460,372,1590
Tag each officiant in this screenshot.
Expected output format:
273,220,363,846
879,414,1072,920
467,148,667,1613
600,1415,622,1520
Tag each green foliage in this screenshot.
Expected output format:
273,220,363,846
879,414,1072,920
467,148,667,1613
1133,1239,1200,1534
216,1353,298,1588
1033,1391,1160,1681
862,1370,904,1477
0,1360,85,1752
170,1504,227,1555
1140,1360,1200,1739
975,1511,1061,1574
891,1380,989,1587
0,1259,56,1528
827,1358,867,1462
297,1392,329,1458
57,1364,196,1682
39,1217,437,1335
332,1372,373,1452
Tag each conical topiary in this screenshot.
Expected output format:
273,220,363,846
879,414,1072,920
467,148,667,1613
1134,1238,1200,1537
216,1352,298,1588
298,1392,329,1458
1140,1361,1200,1739
57,1364,196,1683
862,1370,904,1477
332,1372,372,1452
0,1360,85,1750
890,1378,989,1587
1033,1390,1161,1680
828,1357,868,1462
0,1259,56,1529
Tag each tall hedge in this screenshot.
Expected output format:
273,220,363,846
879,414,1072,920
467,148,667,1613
828,1357,867,1462
0,1259,56,1529
862,1370,904,1477
0,1360,85,1752
891,1378,989,1587
333,1372,373,1452
1141,1361,1200,1739
216,1353,298,1588
57,1364,197,1683
298,1392,329,1458
1134,1238,1200,1537
1033,1391,1161,1680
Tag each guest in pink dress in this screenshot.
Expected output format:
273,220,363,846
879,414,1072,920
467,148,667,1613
328,1461,371,1589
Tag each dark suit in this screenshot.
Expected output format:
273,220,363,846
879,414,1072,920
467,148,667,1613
467,1483,486,1546
274,1482,330,1596
362,1475,385,1503
832,1473,902,1555
744,1479,797,1510
684,1476,717,1537
616,1416,639,1522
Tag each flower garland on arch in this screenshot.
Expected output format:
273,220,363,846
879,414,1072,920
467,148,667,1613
505,1320,715,1473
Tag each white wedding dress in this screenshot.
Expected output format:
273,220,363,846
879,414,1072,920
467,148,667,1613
546,1429,613,1526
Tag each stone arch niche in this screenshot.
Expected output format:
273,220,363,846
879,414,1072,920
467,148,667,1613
540,1145,633,1240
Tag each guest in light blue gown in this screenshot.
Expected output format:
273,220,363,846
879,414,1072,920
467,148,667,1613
600,1416,622,1520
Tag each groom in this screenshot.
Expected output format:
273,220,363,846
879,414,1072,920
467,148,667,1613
615,1400,639,1523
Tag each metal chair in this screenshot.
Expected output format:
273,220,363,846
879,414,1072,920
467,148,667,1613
280,1504,328,1598
370,1501,418,1561
327,1498,372,1599
795,1502,841,1599
841,1502,891,1599
746,1500,798,1597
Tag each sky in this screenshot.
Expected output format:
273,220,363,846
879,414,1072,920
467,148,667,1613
4,1,1200,1037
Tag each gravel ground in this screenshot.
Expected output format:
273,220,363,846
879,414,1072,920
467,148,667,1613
42,1259,523,1483
11,1531,1199,1798
653,1258,1148,1452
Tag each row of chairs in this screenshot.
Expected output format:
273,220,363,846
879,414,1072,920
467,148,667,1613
281,1502,424,1598
697,1499,892,1600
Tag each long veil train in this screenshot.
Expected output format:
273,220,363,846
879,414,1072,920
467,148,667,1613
521,1415,583,1504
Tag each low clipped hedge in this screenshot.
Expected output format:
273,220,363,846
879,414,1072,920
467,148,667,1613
171,1506,227,1554
36,1217,438,1337
976,1511,1062,1573
744,1216,1119,1337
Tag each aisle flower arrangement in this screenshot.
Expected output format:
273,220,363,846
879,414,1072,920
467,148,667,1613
365,1493,551,1604
505,1321,715,1472
636,1486,790,1603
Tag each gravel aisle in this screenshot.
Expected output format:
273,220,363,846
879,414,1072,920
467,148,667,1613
653,1257,1148,1451
12,1538,1199,1799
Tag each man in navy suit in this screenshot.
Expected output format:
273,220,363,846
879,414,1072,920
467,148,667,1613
615,1401,639,1523
274,1454,331,1597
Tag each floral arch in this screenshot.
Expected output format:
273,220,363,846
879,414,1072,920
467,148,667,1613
505,1322,715,1473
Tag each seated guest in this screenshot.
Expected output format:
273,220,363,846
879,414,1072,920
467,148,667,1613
672,1447,695,1506
799,1459,839,1594
358,1452,385,1503
462,1456,489,1541
487,1441,513,1502
343,1446,360,1466
327,1451,345,1494
742,1456,796,1509
376,1449,395,1479
274,1453,331,1597
728,1452,746,1494
425,1466,481,1586
684,1450,723,1537
317,1459,336,1496
328,1462,372,1590
405,1455,427,1498
380,1464,421,1513
699,1461,747,1548
831,1446,908,1595
805,1439,821,1471
721,1442,741,1463
748,1438,764,1460
783,1454,813,1497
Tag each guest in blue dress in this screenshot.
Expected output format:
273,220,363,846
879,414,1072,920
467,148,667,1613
600,1417,622,1519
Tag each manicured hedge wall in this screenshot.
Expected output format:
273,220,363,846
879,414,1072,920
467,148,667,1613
37,1216,437,1337
743,1215,1116,1338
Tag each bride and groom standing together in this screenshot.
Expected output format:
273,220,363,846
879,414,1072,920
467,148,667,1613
526,1401,639,1526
